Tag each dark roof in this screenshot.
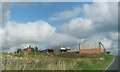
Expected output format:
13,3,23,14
48,46,62,50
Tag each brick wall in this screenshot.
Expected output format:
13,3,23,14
80,48,104,54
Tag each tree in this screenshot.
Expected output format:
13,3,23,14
17,49,22,53
35,47,38,52
31,48,35,52
106,51,110,55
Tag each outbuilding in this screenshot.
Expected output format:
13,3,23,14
79,40,105,55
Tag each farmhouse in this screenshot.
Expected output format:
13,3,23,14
23,47,32,53
23,45,33,53
80,40,105,54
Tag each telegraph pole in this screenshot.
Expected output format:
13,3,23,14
79,43,80,53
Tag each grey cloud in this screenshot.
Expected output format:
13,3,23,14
60,2,118,39
47,33,80,48
60,17,95,39
2,20,55,51
83,2,118,32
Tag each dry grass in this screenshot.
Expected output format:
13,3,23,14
1,53,113,70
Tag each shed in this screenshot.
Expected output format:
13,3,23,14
40,46,68,54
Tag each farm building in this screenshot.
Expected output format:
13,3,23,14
23,45,34,53
80,48,104,54
67,48,79,53
23,47,32,53
80,40,105,54
40,46,70,54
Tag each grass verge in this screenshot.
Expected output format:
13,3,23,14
81,54,114,70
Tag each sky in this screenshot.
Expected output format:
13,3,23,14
0,1,119,55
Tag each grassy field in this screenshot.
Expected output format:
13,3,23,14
1,53,114,70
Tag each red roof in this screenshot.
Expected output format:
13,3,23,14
23,47,32,52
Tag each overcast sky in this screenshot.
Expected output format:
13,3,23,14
0,1,119,55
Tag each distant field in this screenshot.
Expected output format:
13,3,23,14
1,53,114,70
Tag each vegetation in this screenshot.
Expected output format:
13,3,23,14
1,53,114,70
106,51,111,55
81,54,114,70
16,49,22,53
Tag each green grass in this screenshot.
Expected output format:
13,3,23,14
1,53,114,70
81,54,114,70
